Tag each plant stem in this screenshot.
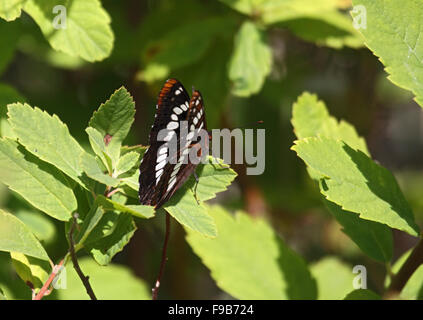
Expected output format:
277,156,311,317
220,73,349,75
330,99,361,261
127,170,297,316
33,259,65,300
385,236,423,298
152,212,171,300
69,213,97,300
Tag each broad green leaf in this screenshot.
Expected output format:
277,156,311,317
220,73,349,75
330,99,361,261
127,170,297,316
186,205,316,299
292,137,419,236
0,288,5,300
388,249,423,300
0,209,49,260
0,0,26,21
311,257,355,299
86,127,113,173
184,156,237,201
80,151,119,187
229,21,272,97
352,0,423,107
0,138,76,220
88,87,135,165
119,170,139,193
96,195,154,219
10,252,50,290
344,289,381,300
23,0,114,62
84,212,136,266
55,258,150,300
323,199,393,263
8,103,87,187
15,210,56,243
165,188,217,238
115,151,139,177
292,93,393,262
292,92,368,155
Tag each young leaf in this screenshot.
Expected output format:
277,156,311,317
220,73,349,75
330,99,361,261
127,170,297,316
184,156,237,202
164,188,217,238
0,138,76,221
352,0,423,107
10,252,50,290
0,0,26,21
115,151,140,177
186,205,316,299
88,87,135,166
96,195,155,219
23,0,114,62
55,257,150,300
84,212,136,266
311,257,355,300
8,103,87,187
86,127,113,173
344,289,381,300
79,152,119,187
0,83,25,138
0,209,49,260
229,21,272,97
292,137,420,236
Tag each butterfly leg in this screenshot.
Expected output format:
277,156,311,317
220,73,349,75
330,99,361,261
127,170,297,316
192,170,200,205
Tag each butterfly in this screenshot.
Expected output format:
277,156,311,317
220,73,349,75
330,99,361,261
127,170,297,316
138,79,208,209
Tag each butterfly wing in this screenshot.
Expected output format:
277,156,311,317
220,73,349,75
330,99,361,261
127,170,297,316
153,90,208,209
138,78,190,206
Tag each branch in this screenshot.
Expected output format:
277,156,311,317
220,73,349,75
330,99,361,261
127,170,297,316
152,212,171,300
385,236,423,298
69,213,97,300
33,259,65,300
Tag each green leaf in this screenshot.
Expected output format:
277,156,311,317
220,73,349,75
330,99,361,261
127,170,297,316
218,0,266,15
165,189,217,238
0,209,49,260
88,87,135,165
56,257,150,299
86,127,113,173
229,21,272,97
8,103,87,187
96,195,154,219
0,0,26,21
352,0,423,107
75,206,103,245
323,199,393,263
84,212,136,266
115,151,140,177
344,289,381,300
292,92,369,155
184,156,237,202
10,252,50,290
23,0,114,62
0,138,76,220
311,257,355,299
186,205,316,299
292,137,420,236
15,210,56,243
80,151,119,187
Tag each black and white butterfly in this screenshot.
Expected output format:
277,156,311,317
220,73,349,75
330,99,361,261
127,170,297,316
138,78,208,209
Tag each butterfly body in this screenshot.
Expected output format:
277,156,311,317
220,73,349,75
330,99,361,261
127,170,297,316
139,79,207,209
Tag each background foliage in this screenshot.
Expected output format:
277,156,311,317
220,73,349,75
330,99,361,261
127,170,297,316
0,0,422,300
